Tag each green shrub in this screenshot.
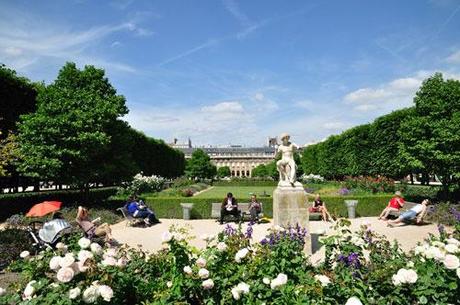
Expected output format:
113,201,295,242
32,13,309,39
146,195,393,219
0,187,118,220
401,184,440,202
0,228,33,270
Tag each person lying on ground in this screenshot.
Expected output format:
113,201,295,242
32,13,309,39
387,199,431,227
76,206,113,241
378,191,405,220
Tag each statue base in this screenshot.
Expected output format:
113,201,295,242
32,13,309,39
273,183,311,255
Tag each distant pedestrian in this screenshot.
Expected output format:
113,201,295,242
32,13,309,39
388,199,430,227
248,194,262,223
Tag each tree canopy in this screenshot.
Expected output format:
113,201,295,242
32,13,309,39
217,166,231,178
185,149,217,180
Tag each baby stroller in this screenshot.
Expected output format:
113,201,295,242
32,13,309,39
27,218,71,251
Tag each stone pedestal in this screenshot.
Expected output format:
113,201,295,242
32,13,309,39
273,182,311,254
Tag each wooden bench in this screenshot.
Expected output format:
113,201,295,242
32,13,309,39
116,207,144,227
211,202,264,222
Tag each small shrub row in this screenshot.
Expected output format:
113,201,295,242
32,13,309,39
343,176,396,193
0,187,119,220
213,179,278,187
400,184,441,202
146,195,394,219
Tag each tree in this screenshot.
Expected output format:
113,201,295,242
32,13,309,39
16,62,129,187
217,166,231,178
185,149,217,180
0,64,37,138
400,73,460,193
251,164,268,177
0,132,19,176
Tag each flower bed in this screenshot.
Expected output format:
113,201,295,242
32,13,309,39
1,218,459,304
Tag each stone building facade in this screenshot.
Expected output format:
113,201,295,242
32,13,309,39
171,139,276,177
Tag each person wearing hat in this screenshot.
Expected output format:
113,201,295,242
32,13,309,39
378,191,405,220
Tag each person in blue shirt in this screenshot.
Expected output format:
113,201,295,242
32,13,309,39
126,196,160,226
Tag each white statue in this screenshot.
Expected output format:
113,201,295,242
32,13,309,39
276,133,300,187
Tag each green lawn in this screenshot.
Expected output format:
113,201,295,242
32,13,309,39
194,186,276,199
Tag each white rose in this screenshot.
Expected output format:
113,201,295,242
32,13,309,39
231,287,241,300
263,277,270,285
235,248,249,263
76,260,89,273
162,231,172,242
406,261,414,268
447,238,460,246
69,287,81,299
0,287,5,296
23,280,36,300
270,273,288,289
50,256,62,271
392,274,402,286
202,279,214,289
103,248,117,258
78,237,91,249
432,241,445,248
90,243,102,255
198,268,209,279
401,269,418,284
82,285,100,304
117,258,127,268
217,242,227,252
98,285,113,302
443,254,460,270
166,281,173,288
60,253,75,268
196,257,207,268
345,296,363,305
78,250,94,263
56,242,67,251
57,267,75,283
101,256,117,266
445,244,459,254
237,282,250,294
314,274,331,286
183,266,193,275
20,251,30,259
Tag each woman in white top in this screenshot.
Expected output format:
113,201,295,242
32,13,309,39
387,199,430,227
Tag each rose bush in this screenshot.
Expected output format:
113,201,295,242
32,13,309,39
1,219,459,304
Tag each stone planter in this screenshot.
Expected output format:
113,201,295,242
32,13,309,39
180,203,194,220
344,200,358,219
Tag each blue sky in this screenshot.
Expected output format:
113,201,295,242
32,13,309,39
1,0,460,146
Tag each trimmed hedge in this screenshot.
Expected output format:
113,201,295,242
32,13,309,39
146,194,394,219
0,187,119,220
213,180,278,187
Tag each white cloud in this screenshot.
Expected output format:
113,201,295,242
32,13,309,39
446,50,460,63
201,101,245,114
294,99,314,109
0,7,143,76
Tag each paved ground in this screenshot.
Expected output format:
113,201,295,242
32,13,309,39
111,217,443,263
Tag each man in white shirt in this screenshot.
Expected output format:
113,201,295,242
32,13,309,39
220,192,240,224
387,199,430,227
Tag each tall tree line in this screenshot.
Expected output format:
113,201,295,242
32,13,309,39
0,63,184,191
302,73,460,195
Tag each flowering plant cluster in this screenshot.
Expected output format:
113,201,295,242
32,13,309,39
1,219,459,304
117,172,165,196
301,173,325,183
343,176,395,193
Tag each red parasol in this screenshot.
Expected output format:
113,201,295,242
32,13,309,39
26,201,62,217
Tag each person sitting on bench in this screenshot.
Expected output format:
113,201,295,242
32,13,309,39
387,199,430,227
220,192,240,224
126,196,160,226
309,194,332,221
249,194,262,223
378,191,405,220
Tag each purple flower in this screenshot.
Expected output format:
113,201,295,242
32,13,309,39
245,224,253,239
437,224,445,235
224,224,237,236
450,207,460,222
338,187,350,196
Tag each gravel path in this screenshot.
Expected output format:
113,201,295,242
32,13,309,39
111,217,443,263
